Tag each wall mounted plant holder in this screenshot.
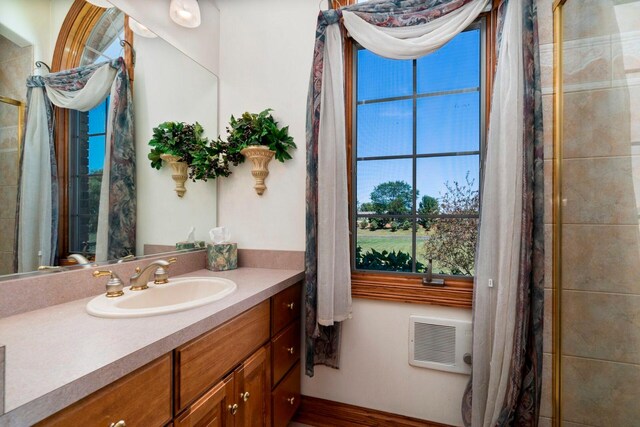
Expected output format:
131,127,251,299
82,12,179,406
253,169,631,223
160,153,188,197
241,145,275,195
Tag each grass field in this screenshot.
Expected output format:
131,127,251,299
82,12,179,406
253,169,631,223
355,227,472,275
356,228,431,268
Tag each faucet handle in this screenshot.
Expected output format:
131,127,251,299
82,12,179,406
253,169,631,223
93,270,124,297
154,258,177,285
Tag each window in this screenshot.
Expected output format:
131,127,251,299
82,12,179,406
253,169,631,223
348,19,490,307
53,3,131,260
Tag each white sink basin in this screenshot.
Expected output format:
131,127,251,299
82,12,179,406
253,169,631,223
86,276,237,318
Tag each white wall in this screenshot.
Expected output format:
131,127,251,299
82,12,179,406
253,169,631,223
215,1,471,425
0,0,73,74
134,35,218,252
215,0,310,251
107,0,220,76
304,300,471,426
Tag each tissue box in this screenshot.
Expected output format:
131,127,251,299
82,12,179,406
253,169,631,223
206,243,238,271
176,241,206,251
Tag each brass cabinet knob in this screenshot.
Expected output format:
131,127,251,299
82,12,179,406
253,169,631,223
228,403,239,415
110,421,126,427
286,346,295,355
286,302,295,310
287,397,295,405
241,391,250,402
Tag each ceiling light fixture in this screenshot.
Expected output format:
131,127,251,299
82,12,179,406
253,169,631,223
128,17,158,38
169,0,201,28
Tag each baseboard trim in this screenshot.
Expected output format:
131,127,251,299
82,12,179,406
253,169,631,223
293,395,455,427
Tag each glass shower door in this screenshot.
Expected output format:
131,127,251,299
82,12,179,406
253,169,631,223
554,1,640,425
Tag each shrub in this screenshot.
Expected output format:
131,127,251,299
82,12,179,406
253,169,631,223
355,246,424,272
390,221,399,232
368,219,380,230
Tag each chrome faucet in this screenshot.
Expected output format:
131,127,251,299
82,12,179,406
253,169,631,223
37,265,63,272
129,258,176,291
93,270,125,297
67,254,93,268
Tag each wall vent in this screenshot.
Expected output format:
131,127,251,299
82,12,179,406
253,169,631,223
409,315,472,374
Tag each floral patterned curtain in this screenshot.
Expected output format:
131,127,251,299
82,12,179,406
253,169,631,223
16,58,135,268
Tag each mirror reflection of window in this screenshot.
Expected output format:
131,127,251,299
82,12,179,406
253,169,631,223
68,10,124,258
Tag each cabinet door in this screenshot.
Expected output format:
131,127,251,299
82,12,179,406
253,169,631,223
236,346,271,427
175,374,235,427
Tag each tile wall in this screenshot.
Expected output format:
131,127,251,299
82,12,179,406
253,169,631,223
540,0,640,425
537,0,554,424
0,35,31,275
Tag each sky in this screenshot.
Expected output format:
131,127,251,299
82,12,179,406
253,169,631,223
85,33,124,174
355,29,481,209
87,99,107,173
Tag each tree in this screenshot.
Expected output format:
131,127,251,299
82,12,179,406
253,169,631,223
86,171,103,251
422,173,479,276
417,195,439,230
369,180,414,226
370,181,413,213
359,202,377,213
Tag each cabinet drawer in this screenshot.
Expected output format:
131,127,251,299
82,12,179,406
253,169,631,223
174,374,234,427
38,354,172,427
272,362,301,427
271,321,300,386
175,301,270,411
271,283,301,336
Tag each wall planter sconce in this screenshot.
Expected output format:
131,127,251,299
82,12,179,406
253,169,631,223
221,109,296,196
240,146,275,195
160,154,188,197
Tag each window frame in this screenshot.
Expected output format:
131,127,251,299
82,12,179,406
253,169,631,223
342,2,498,307
52,0,134,263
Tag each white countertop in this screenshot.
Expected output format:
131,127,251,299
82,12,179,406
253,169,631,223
0,267,304,426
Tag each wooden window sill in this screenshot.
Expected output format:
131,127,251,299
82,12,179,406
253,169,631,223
351,272,473,308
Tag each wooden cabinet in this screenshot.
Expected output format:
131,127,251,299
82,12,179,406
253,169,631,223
235,346,271,426
174,375,235,427
38,283,301,427
174,301,270,412
38,354,172,427
271,283,301,335
270,283,302,426
177,346,271,427
271,321,300,386
272,363,301,427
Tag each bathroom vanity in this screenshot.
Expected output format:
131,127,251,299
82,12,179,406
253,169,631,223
0,257,304,427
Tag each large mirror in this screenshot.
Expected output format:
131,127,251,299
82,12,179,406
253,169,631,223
0,0,218,277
